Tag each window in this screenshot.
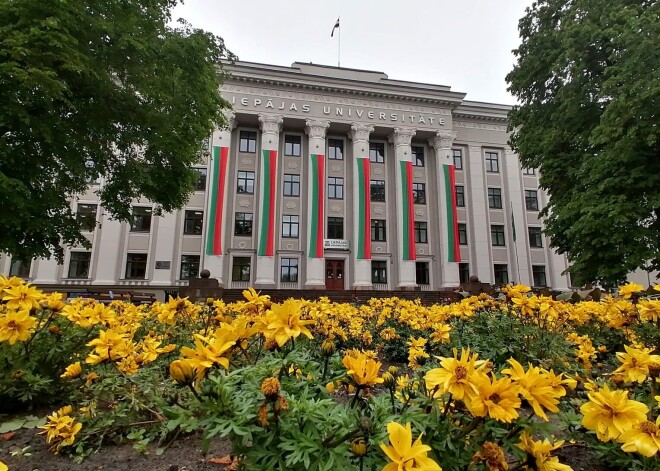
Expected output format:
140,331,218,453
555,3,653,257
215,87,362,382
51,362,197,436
77,204,98,232
371,219,386,242
239,131,257,153
125,253,148,279
523,167,536,175
491,225,506,246
455,185,465,207
9,259,31,278
529,227,543,248
416,262,430,285
68,252,91,279
284,135,301,156
194,168,207,191
411,146,425,167
525,190,539,211
85,173,100,185
131,207,152,232
282,215,299,238
485,151,499,173
369,142,385,163
232,257,251,282
459,263,470,284
532,265,547,287
494,264,509,285
280,258,299,282
414,221,428,244
180,255,200,280
453,149,463,169
328,139,344,160
327,217,344,239
458,223,468,245
371,261,387,284
488,188,503,209
235,212,253,236
237,171,255,194
283,174,301,197
183,210,204,235
370,180,385,202
328,177,344,199
412,183,426,204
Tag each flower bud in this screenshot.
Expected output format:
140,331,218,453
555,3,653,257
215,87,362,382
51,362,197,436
261,377,281,399
169,359,196,386
387,366,399,376
381,372,395,388
321,338,336,356
359,416,372,432
351,438,368,457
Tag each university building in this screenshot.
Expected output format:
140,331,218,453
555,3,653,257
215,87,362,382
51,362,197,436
0,61,573,293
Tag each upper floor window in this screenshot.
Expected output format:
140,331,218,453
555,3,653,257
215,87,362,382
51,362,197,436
77,203,98,232
183,210,203,235
485,151,499,173
455,185,465,207
491,224,506,246
411,146,425,167
284,135,301,156
369,142,385,163
371,219,386,241
194,168,207,191
529,227,543,248
370,180,386,202
414,221,428,244
412,183,426,204
458,223,468,245
523,167,536,175
237,171,255,194
327,217,344,239
525,190,539,211
328,139,344,160
130,207,152,232
282,215,299,238
453,149,463,170
488,188,503,209
283,174,301,197
239,131,257,153
235,212,253,236
328,177,344,199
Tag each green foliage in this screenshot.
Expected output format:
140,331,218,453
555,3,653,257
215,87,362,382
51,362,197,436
0,0,235,262
507,0,660,286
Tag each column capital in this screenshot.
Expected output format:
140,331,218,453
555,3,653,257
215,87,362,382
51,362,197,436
428,130,458,150
258,114,283,135
222,110,237,130
349,123,374,143
305,119,330,139
388,127,416,148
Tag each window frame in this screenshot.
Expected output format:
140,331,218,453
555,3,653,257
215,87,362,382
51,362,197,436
411,146,425,167
412,182,426,205
234,212,253,236
522,167,536,175
194,168,207,191
280,258,299,283
239,131,257,153
237,171,255,194
130,206,152,233
283,174,301,197
371,260,388,284
327,217,344,239
125,253,148,280
76,203,98,232
525,190,539,211
490,224,506,246
485,151,499,173
453,149,463,170
183,210,204,235
284,135,302,157
370,179,386,202
455,185,465,207
532,265,547,287
415,261,430,285
458,223,468,245
528,227,544,248
328,139,344,160
327,176,344,199
232,256,251,282
179,255,200,280
369,142,385,163
9,259,31,278
371,219,387,242
281,214,300,238
67,252,91,279
494,264,509,285
414,221,428,244
459,262,470,284
488,187,503,209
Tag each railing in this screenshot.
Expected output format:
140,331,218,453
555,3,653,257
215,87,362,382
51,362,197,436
117,280,149,286
231,281,250,290
61,279,93,285
372,283,389,291
419,284,432,291
279,282,300,290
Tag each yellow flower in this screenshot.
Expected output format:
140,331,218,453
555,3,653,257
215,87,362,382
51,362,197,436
619,416,660,457
618,282,643,299
380,422,442,471
264,300,314,347
0,310,37,344
242,287,271,311
0,460,7,471
342,351,384,387
351,437,368,457
261,377,281,398
502,359,562,421
511,294,539,317
424,348,485,401
60,362,82,379
613,345,660,384
472,442,509,470
38,406,83,452
516,432,572,471
466,373,521,423
637,299,660,323
169,359,198,386
580,385,648,441
2,283,44,311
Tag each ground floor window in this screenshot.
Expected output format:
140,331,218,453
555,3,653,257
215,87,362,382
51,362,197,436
232,257,251,282
493,264,509,285
415,262,429,285
371,260,387,284
459,263,470,284
532,265,547,287
9,259,31,278
280,258,299,283
68,252,91,279
180,255,200,280
125,253,147,279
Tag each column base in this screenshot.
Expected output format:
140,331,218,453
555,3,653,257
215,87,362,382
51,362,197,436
304,283,326,290
253,281,276,289
352,283,373,290
397,283,418,291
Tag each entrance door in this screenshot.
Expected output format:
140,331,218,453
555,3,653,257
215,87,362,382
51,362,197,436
325,260,345,290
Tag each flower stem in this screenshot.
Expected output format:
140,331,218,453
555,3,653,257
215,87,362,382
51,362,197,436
350,387,362,409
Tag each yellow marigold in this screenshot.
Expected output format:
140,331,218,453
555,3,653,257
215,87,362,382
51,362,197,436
342,351,383,387
261,377,281,398
169,359,198,386
613,345,660,384
637,299,660,323
580,385,648,442
0,310,37,344
380,327,397,341
264,299,314,347
619,416,660,458
38,406,83,452
466,373,521,423
618,282,644,299
472,442,508,471
380,422,442,471
2,283,44,311
502,359,563,421
60,362,82,379
424,348,485,401
516,432,571,471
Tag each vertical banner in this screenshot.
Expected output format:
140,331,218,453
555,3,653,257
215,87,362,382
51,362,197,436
356,158,371,259
399,160,416,260
258,149,278,257
443,164,461,262
205,146,229,255
308,154,325,258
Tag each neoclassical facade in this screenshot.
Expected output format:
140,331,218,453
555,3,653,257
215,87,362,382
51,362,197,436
0,61,572,292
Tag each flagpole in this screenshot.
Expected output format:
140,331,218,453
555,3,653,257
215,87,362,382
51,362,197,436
511,202,521,284
338,16,341,67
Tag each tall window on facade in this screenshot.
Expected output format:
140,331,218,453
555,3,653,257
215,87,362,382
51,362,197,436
415,262,430,285
453,149,463,169
455,185,465,207
459,263,470,284
239,131,257,153
234,212,253,236
68,252,91,279
237,171,255,194
369,142,385,163
412,183,426,204
491,225,506,246
532,265,547,287
194,168,207,191
180,255,200,280
414,221,428,243
328,177,344,199
327,217,344,239
522,167,536,175
371,260,387,284
283,174,301,197
280,258,299,283
371,219,386,241
282,215,299,238
284,135,301,156
183,210,204,235
125,253,148,279
493,264,509,285
77,203,98,232
458,223,468,245
528,227,543,248
525,190,539,211
485,151,499,173
370,180,385,202
130,207,152,232
411,146,425,167
488,188,503,209
328,139,344,160
9,259,31,278
232,257,251,282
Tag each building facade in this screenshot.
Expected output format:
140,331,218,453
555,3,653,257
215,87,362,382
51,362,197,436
0,61,572,292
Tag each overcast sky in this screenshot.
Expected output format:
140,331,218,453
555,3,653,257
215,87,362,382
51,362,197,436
172,0,532,105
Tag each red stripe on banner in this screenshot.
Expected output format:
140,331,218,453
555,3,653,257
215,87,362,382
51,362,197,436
316,155,325,257
212,147,229,254
266,150,277,256
449,165,461,262
406,161,416,260
363,159,371,259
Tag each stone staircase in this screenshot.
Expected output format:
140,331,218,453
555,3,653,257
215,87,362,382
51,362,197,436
220,289,460,305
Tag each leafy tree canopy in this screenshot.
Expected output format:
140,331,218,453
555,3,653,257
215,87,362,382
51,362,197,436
0,0,234,262
507,0,659,286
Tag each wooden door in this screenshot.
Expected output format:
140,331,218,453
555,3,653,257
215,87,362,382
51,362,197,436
325,260,345,290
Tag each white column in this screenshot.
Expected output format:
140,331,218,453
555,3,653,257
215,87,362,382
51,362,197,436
304,119,330,289
92,217,123,284
202,112,236,286
150,212,178,285
391,128,417,289
505,149,531,286
350,123,374,289
254,114,283,288
32,257,60,284
467,145,492,282
430,130,460,288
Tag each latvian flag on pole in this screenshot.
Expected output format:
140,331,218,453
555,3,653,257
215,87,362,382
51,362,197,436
331,18,339,37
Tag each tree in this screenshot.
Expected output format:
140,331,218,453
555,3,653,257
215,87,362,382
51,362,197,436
0,0,234,262
507,0,660,286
